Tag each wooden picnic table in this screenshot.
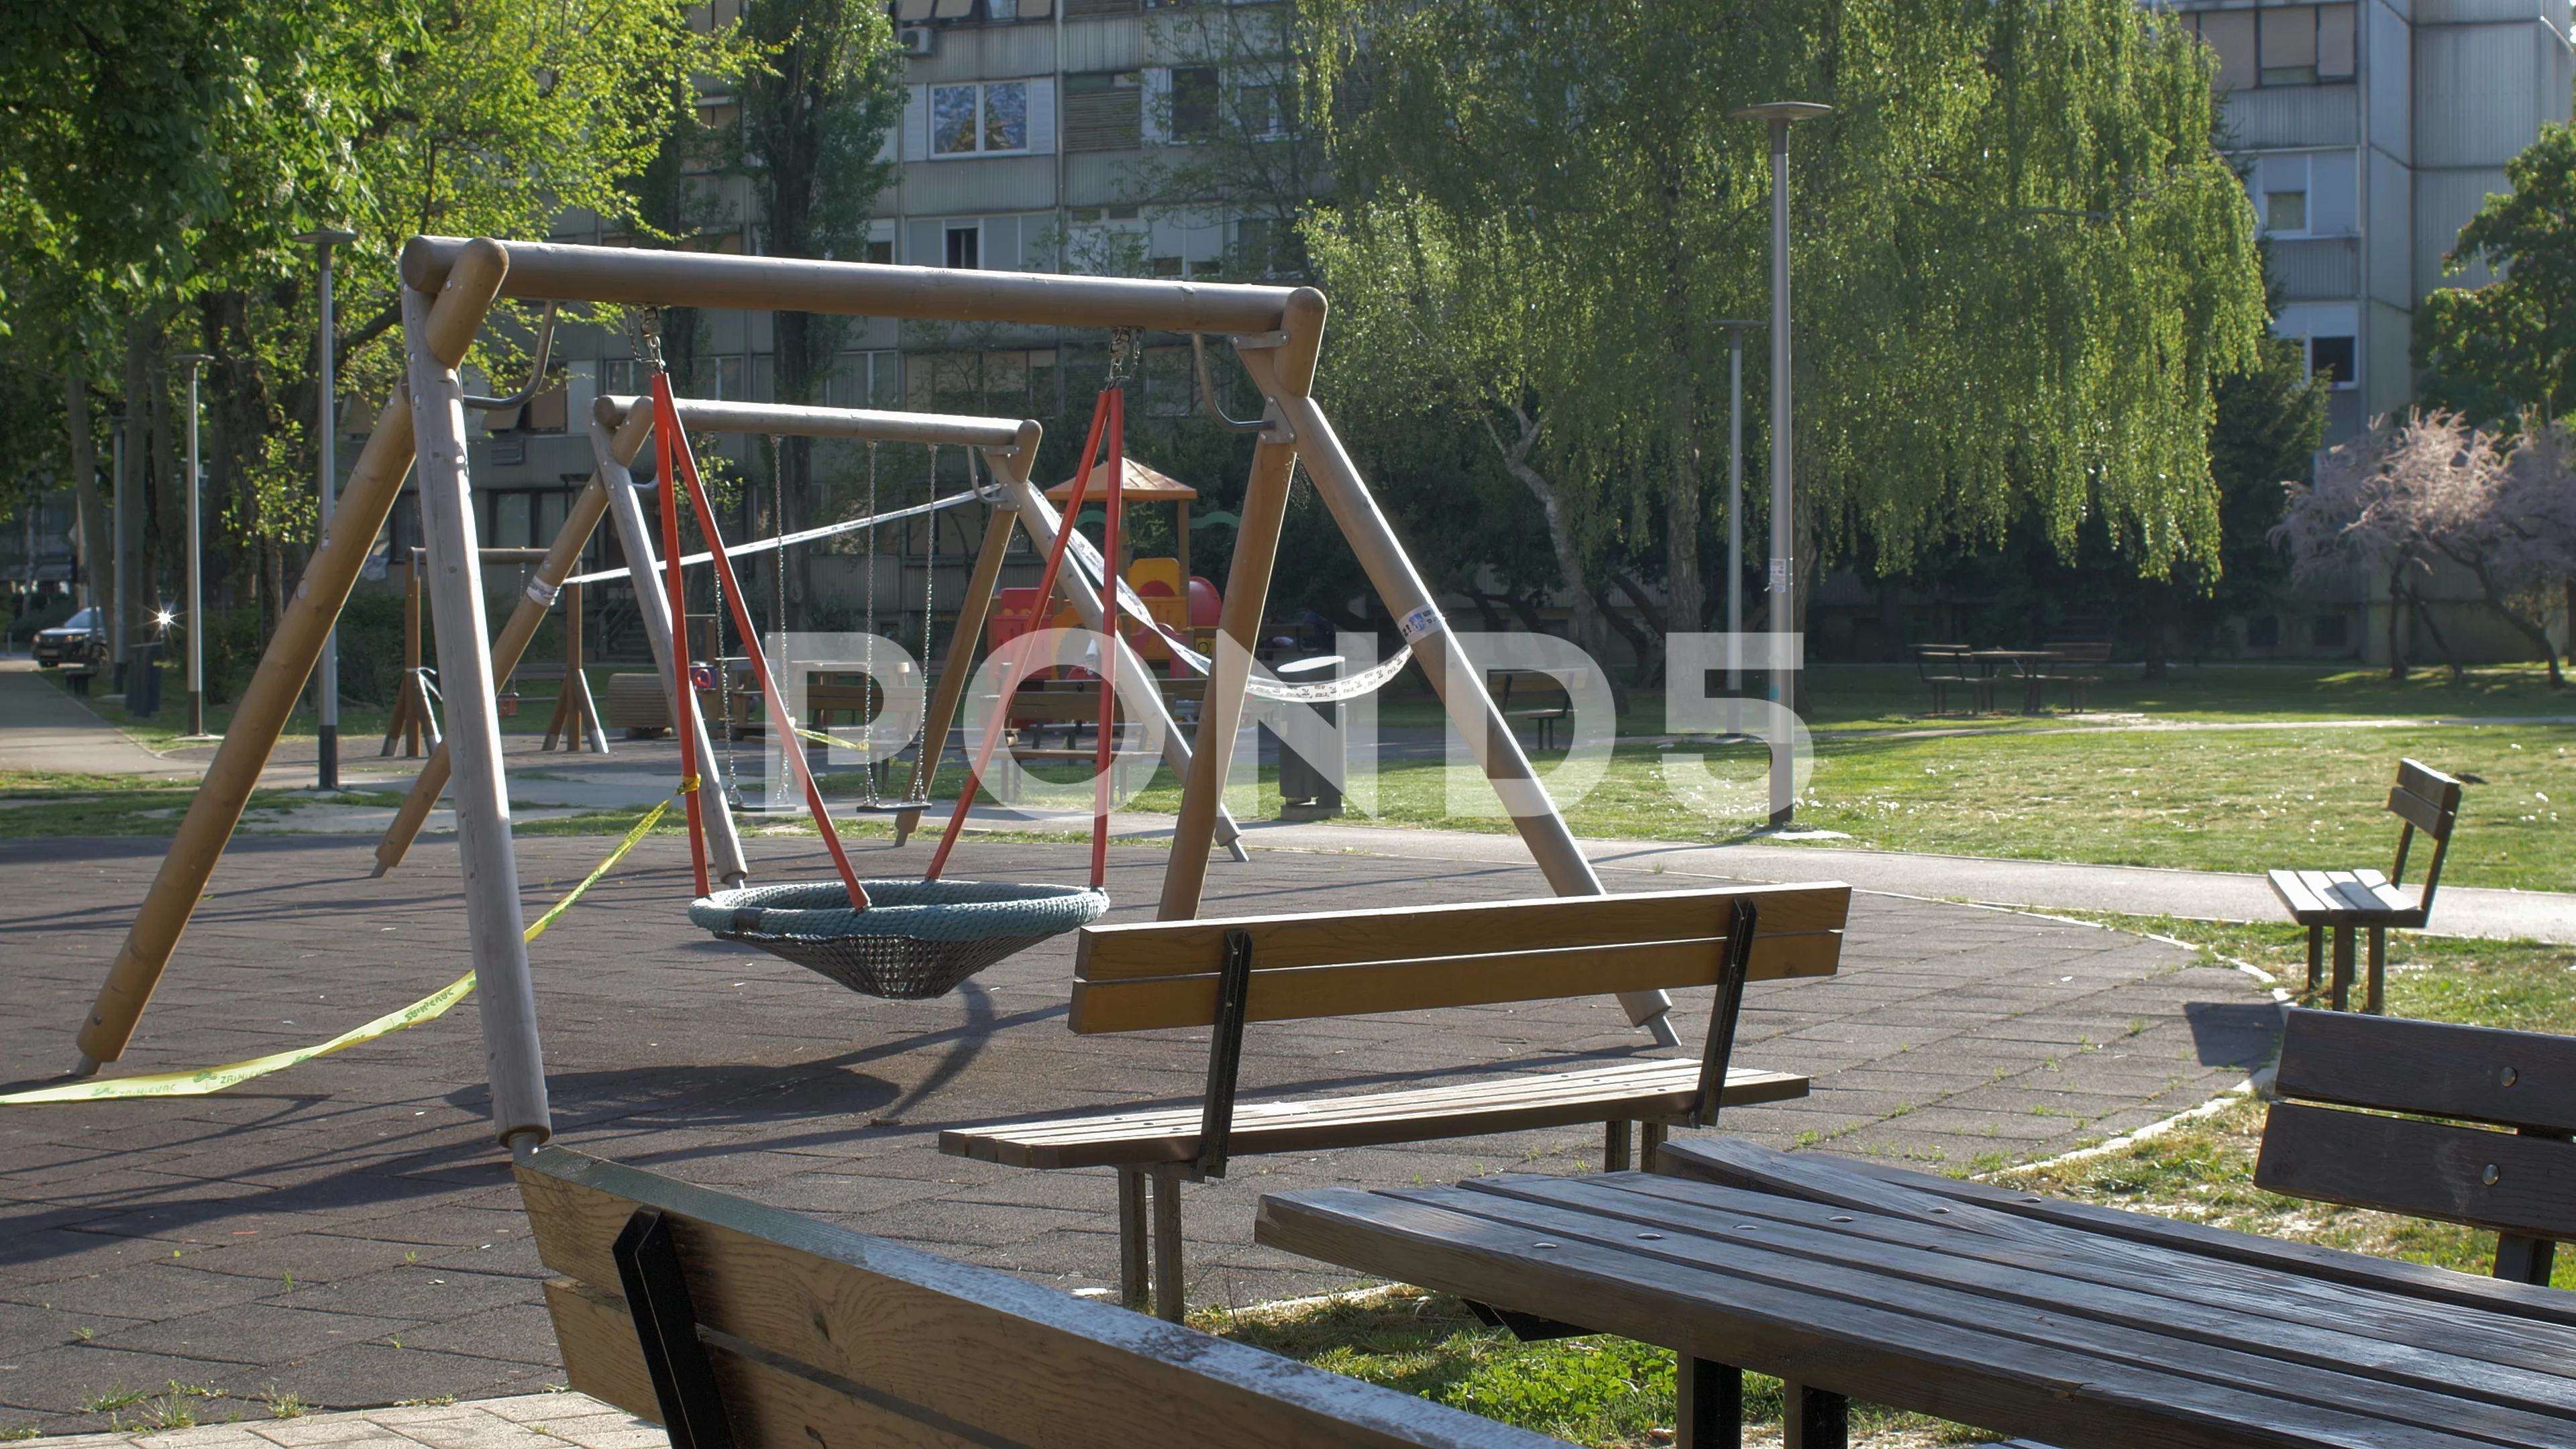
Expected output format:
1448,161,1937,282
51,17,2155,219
1964,648,2056,715
1256,1138,2576,1449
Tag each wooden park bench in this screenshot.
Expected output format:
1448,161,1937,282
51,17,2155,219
2261,1006,2576,1285
2033,640,2111,712
515,1146,1568,1449
941,882,1849,1319
2267,758,2464,1013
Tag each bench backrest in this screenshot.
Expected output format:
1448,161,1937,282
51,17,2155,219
2257,1008,2576,1283
517,1147,1567,1449
1069,882,1848,1034
2385,758,2465,908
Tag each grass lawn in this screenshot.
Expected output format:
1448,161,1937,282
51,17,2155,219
1374,660,2576,734
1120,718,2576,891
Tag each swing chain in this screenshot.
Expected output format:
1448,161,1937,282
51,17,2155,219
625,308,666,374
1105,327,1143,389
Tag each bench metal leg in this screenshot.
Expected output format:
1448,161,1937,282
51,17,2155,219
1605,1120,1632,1173
2365,926,2387,1015
1640,1120,1668,1171
2305,925,2323,996
1150,1164,1186,1322
2496,1232,2557,1285
2331,928,2355,1012
1676,1357,1740,1448
1117,1167,1150,1312
1782,1381,1847,1449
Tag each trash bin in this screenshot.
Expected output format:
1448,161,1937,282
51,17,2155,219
126,645,163,716
1270,653,1344,820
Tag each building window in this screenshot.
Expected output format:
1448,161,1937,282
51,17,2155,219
932,80,1030,156
2190,4,2353,91
2308,335,2357,388
2246,614,2280,649
2265,189,2308,233
865,238,894,264
946,224,981,270
1170,66,1219,142
604,358,641,397
1065,71,1143,152
2312,613,2349,649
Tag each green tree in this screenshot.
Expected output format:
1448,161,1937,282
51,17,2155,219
723,0,905,626
1305,0,2269,690
2417,121,2576,424
2,0,741,643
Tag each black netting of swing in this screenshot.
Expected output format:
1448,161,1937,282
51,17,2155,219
690,879,1110,999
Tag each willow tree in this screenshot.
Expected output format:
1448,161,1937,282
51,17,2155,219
1305,0,2269,667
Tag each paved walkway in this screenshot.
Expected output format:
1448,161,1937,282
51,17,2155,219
1230,819,2576,945
0,662,182,778
0,832,2271,1433
22,1392,653,1449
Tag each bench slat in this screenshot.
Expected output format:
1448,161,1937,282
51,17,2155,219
2386,786,2457,841
941,1063,1809,1169
2274,1008,2576,1133
957,1062,1801,1142
544,1277,661,1421
2397,759,2465,815
2267,869,2425,926
519,1149,1560,1449
1071,930,1840,1033
1074,883,1851,981
2255,1102,2576,1242
712,1333,998,1449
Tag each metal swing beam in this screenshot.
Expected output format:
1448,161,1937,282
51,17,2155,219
70,237,1668,1126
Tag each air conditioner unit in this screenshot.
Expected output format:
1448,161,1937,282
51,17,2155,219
900,28,935,56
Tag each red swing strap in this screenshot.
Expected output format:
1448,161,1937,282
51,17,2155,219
924,374,1126,885
653,390,710,897
651,374,872,909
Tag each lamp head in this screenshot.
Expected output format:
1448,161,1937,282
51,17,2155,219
295,229,360,247
1732,101,1832,124
174,353,213,369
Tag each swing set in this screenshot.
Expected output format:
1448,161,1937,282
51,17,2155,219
63,238,1678,1146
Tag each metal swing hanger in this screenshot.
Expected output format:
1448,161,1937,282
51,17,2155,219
462,302,559,411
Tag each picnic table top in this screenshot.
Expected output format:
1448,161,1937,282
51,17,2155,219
1254,1142,2576,1449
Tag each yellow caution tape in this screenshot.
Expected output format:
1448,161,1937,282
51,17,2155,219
2,800,672,1104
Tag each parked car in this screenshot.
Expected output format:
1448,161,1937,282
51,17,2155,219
33,607,106,670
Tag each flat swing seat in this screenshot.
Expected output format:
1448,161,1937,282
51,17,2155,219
690,879,1109,1000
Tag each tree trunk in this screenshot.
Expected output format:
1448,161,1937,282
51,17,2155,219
200,289,284,645
62,374,106,620
2461,561,2567,687
122,320,154,660
1611,570,1672,688
150,356,179,608
2141,590,2171,681
1485,405,1630,713
2404,585,2467,686
2384,566,2408,681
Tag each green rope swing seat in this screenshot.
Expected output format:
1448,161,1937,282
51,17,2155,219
690,879,1110,1000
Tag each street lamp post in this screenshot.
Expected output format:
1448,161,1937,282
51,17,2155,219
109,413,126,684
1731,100,1828,826
297,229,359,790
176,353,213,738
1714,318,1761,731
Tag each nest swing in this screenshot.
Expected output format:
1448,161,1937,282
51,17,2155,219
649,358,1138,1000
